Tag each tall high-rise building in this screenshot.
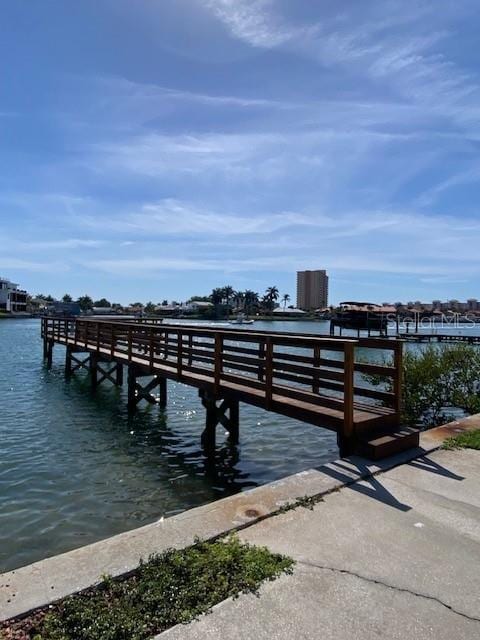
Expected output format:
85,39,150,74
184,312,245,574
467,298,479,311
296,270,329,311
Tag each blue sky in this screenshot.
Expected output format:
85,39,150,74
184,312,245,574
2,0,480,305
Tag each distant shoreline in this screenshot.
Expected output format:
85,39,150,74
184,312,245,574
0,314,35,320
0,313,322,322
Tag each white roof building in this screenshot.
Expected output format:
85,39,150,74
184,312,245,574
272,307,307,314
0,277,28,313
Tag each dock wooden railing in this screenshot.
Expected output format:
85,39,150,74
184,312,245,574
41,317,404,455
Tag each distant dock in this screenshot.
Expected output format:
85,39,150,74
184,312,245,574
395,332,480,344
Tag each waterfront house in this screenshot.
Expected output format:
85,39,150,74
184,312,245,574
330,301,391,336
184,301,213,313
154,304,181,316
46,301,81,317
91,306,121,315
272,307,307,317
0,277,28,313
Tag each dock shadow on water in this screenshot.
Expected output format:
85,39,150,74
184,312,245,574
0,319,338,572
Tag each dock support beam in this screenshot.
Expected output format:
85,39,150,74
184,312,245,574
336,432,356,458
45,340,54,370
65,345,73,378
199,389,240,451
338,342,356,458
127,365,167,410
90,354,99,390
89,355,124,390
116,363,124,387
65,346,91,379
43,337,49,360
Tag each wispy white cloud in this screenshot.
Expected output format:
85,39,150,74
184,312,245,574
73,199,321,235
86,244,480,279
133,200,313,234
0,258,68,272
95,76,280,109
0,192,93,217
415,166,480,207
60,199,480,281
7,182,480,298
90,131,276,176
201,0,480,128
202,0,314,48
85,125,415,187
15,238,105,250
420,276,469,284
4,0,480,303
77,75,288,125
64,198,433,240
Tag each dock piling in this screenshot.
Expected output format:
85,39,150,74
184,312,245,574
64,347,91,378
86,354,125,390
116,362,124,387
127,365,136,410
65,345,73,378
199,390,240,451
45,340,54,370
90,353,99,390
127,365,167,410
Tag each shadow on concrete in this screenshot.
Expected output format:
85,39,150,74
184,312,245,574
407,455,464,481
322,459,412,511
318,450,464,512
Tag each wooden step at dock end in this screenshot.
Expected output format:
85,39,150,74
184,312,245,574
356,427,420,461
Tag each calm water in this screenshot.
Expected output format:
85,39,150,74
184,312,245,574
1,318,342,572
4,318,478,572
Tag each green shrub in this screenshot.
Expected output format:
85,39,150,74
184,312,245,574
10,536,293,640
442,428,480,450
363,344,480,428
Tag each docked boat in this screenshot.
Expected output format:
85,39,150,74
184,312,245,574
230,313,254,325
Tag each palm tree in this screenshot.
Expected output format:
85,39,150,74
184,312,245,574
222,285,235,305
77,295,94,311
282,293,290,309
233,291,245,311
210,288,224,306
263,286,280,313
210,288,225,319
244,290,259,316
36,293,54,302
222,285,235,317
266,286,279,302
94,298,111,308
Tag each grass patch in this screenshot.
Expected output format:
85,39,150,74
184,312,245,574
277,494,325,514
442,428,480,450
1,535,293,640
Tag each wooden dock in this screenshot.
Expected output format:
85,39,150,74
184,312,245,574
397,332,480,344
41,318,418,460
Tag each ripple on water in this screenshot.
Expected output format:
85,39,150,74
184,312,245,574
0,319,338,572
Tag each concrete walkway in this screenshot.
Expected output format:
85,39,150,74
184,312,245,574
162,447,480,640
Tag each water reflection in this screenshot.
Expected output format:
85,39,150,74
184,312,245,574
0,319,338,571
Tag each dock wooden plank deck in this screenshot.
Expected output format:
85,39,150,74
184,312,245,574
42,318,404,456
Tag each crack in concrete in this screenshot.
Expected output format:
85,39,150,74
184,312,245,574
298,560,480,624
